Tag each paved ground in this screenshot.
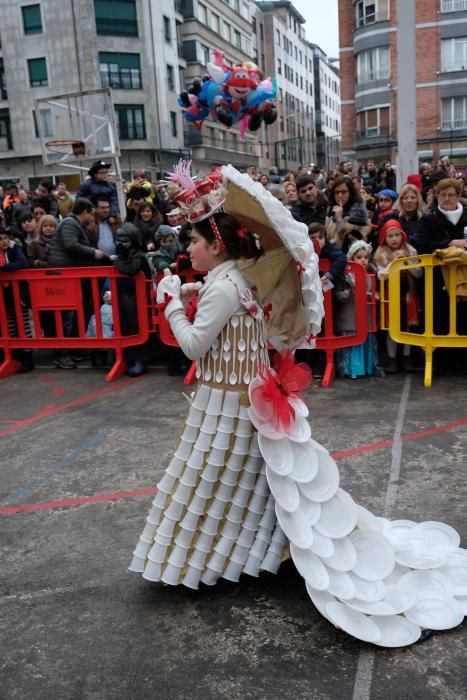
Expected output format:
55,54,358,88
1,362,467,700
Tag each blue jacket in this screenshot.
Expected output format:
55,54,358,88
77,178,118,216
320,240,347,281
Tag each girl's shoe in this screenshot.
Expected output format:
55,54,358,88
386,358,398,374
127,361,145,377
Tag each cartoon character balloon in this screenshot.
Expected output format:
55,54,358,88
178,50,277,137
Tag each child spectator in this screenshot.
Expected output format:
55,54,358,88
34,180,59,219
28,215,57,267
374,219,421,373
18,212,38,261
370,189,398,232
152,226,180,272
86,290,114,367
334,241,380,379
0,231,33,371
308,222,347,288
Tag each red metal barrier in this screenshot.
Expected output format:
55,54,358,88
0,267,150,382
312,260,374,387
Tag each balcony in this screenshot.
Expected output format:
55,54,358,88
356,126,391,144
442,119,467,130
355,10,390,28
441,63,467,73
356,68,390,85
100,69,142,90
441,0,467,11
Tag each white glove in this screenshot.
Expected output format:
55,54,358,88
156,274,181,304
180,281,202,300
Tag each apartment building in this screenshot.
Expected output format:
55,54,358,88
0,0,187,189
179,0,260,173
254,1,316,172
339,0,467,166
311,44,341,173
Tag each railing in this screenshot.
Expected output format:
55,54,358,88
100,69,142,90
383,254,467,387
441,0,467,11
184,129,257,154
442,119,467,130
355,10,390,28
356,126,391,141
441,63,467,72
356,68,390,84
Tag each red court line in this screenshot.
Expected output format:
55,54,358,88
0,487,157,516
0,376,144,438
1,416,466,518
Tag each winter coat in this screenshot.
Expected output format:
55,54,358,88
371,210,423,250
291,192,328,226
413,206,467,254
326,201,371,251
28,234,55,267
320,239,347,281
48,214,111,267
77,178,118,216
56,194,74,218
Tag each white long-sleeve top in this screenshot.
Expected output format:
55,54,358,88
165,260,246,361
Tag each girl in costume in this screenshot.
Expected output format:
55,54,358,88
130,164,467,647
374,219,421,374
334,240,380,379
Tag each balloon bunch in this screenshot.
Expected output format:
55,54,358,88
178,49,277,138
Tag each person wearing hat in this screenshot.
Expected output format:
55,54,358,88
151,225,181,272
77,160,118,219
370,188,398,235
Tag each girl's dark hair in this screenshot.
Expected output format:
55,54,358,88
194,212,263,261
136,201,162,226
328,175,363,211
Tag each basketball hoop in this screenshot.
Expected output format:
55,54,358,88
45,139,86,157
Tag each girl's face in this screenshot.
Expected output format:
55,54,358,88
385,229,403,249
41,222,56,237
353,249,369,269
34,207,46,221
378,195,393,211
188,229,221,271
285,188,297,204
140,206,153,221
167,212,180,226
0,234,10,250
334,185,350,206
400,191,418,213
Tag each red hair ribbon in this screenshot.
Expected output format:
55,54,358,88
209,216,225,250
237,228,247,238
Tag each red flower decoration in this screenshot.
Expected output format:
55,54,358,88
251,350,311,432
295,260,306,275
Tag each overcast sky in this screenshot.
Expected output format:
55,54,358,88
290,0,340,58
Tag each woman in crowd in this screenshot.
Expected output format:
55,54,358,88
134,202,163,251
326,176,370,251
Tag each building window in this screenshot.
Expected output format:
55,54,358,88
356,106,390,138
99,52,142,89
0,111,13,151
163,15,171,42
356,46,389,83
198,2,207,24
260,23,264,40
223,21,231,42
28,57,48,87
277,58,282,74
22,4,42,34
200,44,210,66
441,37,467,72
442,96,467,130
94,0,137,36
233,30,241,48
170,111,178,138
441,0,467,11
211,12,220,33
276,29,280,45
115,104,146,139
167,64,175,91
355,0,389,27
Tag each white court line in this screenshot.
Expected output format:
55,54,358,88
1,577,128,605
352,375,412,700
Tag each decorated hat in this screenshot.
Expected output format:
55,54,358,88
378,189,398,201
165,160,225,223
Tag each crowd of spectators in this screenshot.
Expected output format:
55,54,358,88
0,156,466,379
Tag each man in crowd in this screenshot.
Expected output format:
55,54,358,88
78,161,118,219
2,184,21,225
91,196,119,258
291,174,328,226
34,180,59,219
363,160,377,190
55,182,74,218
126,169,155,206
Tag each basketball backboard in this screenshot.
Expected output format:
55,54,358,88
34,88,120,166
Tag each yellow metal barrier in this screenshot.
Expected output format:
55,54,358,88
383,253,467,387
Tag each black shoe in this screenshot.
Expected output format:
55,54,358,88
54,356,77,369
70,352,90,362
